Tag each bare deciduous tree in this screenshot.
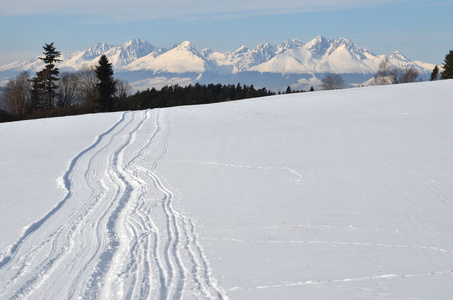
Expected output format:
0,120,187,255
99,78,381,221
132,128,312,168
374,57,421,85
397,68,420,83
115,79,132,99
1,71,31,119
321,73,346,90
75,66,99,111
77,66,98,103
55,72,80,107
374,57,394,85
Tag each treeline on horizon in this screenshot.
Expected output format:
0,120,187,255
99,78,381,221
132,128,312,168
1,42,453,123
0,81,304,123
121,83,296,110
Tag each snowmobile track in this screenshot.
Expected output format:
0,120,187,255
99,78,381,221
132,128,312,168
0,109,226,299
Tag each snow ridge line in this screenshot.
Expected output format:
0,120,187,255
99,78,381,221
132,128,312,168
0,112,128,270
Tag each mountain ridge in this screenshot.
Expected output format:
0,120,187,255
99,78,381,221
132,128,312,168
0,35,435,91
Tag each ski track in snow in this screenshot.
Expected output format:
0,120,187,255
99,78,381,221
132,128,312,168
0,109,226,300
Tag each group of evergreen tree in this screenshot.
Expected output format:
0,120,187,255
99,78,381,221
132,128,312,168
430,50,453,81
121,83,276,111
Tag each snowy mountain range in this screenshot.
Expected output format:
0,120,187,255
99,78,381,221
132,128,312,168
0,35,435,91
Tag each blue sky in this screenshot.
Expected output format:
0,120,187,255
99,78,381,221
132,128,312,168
0,0,452,66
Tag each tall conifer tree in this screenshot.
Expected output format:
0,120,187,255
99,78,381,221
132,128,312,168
95,55,116,112
32,43,61,110
430,65,440,81
440,50,453,79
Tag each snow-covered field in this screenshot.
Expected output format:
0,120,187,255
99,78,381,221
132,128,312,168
1,80,453,299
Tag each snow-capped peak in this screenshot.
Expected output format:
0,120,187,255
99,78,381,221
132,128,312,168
337,36,353,44
135,40,212,74
170,41,198,53
121,38,147,48
252,43,276,61
167,41,205,61
304,35,331,57
178,41,192,48
122,39,155,52
117,39,157,61
277,38,305,53
389,51,407,60
82,43,115,60
235,46,249,53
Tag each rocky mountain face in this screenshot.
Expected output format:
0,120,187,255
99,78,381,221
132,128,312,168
0,36,435,91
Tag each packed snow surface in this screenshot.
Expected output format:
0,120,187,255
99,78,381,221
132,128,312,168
1,80,453,299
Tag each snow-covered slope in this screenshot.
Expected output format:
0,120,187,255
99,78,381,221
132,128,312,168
1,80,453,299
0,36,435,91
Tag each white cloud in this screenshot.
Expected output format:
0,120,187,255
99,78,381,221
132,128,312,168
0,0,406,20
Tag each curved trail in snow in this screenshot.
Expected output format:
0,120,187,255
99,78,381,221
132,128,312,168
0,109,226,300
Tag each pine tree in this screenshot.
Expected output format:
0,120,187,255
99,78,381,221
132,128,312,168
32,43,61,110
95,54,116,112
286,86,292,94
440,50,453,79
430,65,440,81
